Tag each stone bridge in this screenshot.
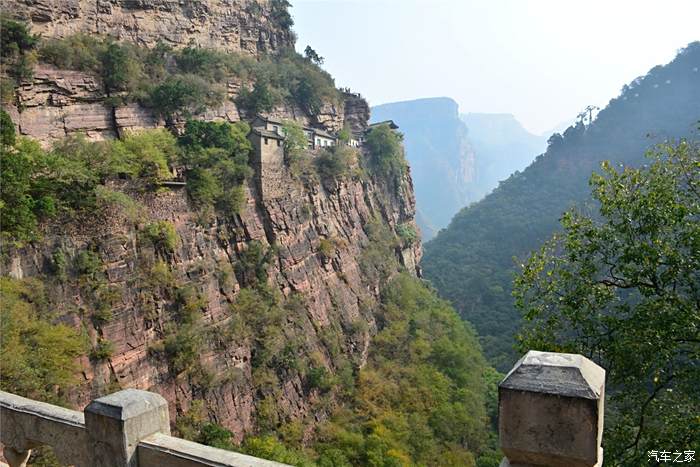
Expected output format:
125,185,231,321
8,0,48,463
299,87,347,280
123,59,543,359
0,350,605,467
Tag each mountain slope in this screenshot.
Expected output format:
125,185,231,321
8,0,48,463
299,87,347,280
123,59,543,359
423,42,700,370
371,98,477,240
461,113,547,198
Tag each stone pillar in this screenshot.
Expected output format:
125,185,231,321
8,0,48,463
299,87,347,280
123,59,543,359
84,389,171,467
3,447,30,467
498,351,605,467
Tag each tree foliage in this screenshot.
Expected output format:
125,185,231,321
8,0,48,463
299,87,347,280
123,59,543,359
365,124,407,181
0,17,38,83
0,277,85,403
514,141,700,466
310,274,498,467
0,127,180,243
178,120,253,216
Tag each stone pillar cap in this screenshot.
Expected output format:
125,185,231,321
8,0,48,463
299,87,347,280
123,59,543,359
500,350,605,399
85,389,168,420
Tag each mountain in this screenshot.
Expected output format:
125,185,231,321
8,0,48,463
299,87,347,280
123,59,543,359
461,113,547,199
423,42,700,371
0,3,497,465
371,98,477,240
370,100,549,241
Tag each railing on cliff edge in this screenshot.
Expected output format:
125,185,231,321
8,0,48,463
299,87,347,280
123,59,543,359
0,350,605,467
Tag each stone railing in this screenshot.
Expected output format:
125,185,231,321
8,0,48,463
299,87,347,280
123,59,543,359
498,350,606,467
1,350,606,467
0,389,288,467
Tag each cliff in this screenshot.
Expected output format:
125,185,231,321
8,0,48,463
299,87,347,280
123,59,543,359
0,0,294,55
5,63,358,147
6,160,420,441
0,0,423,446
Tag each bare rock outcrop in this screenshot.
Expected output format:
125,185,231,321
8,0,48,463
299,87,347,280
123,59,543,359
1,0,294,55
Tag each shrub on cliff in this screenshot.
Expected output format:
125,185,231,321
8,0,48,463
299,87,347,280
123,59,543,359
0,276,85,403
236,76,279,114
142,221,179,255
147,74,225,123
0,17,38,83
365,124,407,181
314,145,357,185
179,120,253,216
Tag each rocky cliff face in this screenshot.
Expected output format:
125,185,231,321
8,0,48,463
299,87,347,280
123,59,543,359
0,0,423,442
6,164,420,439
1,0,294,55
5,63,357,147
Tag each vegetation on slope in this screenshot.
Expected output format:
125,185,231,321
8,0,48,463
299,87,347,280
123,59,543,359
0,276,85,404
515,141,700,466
0,17,338,120
422,42,700,370
0,112,253,244
178,273,501,467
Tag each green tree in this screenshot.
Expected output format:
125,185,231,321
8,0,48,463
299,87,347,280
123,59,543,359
364,124,406,180
178,120,253,215
281,119,308,167
148,75,224,124
514,141,700,466
0,277,85,403
304,45,324,65
0,18,38,82
1,108,16,146
238,76,278,114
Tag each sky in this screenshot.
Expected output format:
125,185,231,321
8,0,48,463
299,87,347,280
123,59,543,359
290,0,700,135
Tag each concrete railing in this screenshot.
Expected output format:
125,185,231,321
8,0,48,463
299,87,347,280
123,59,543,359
498,350,606,467
0,389,288,467
1,350,606,467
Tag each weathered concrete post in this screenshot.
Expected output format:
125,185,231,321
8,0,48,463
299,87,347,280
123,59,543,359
498,351,605,467
84,389,171,467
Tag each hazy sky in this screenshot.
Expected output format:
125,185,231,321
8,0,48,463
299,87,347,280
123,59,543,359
290,0,700,134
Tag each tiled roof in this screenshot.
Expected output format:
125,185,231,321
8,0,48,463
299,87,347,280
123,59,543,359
368,120,399,130
251,127,285,139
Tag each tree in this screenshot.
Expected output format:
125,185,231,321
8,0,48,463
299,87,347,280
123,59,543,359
304,45,324,65
281,119,308,167
0,18,38,82
364,124,407,180
514,141,700,466
101,42,131,93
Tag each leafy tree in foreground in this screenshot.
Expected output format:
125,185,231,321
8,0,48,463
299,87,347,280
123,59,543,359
514,141,700,466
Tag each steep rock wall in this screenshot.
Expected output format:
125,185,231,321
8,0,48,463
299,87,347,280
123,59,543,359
5,165,420,439
5,64,359,146
0,0,423,441
0,0,294,55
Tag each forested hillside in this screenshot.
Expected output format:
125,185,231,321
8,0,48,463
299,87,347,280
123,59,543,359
423,42,700,370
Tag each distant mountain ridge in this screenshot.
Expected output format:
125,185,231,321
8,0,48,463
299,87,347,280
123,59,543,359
371,98,549,241
461,112,547,199
423,42,700,370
